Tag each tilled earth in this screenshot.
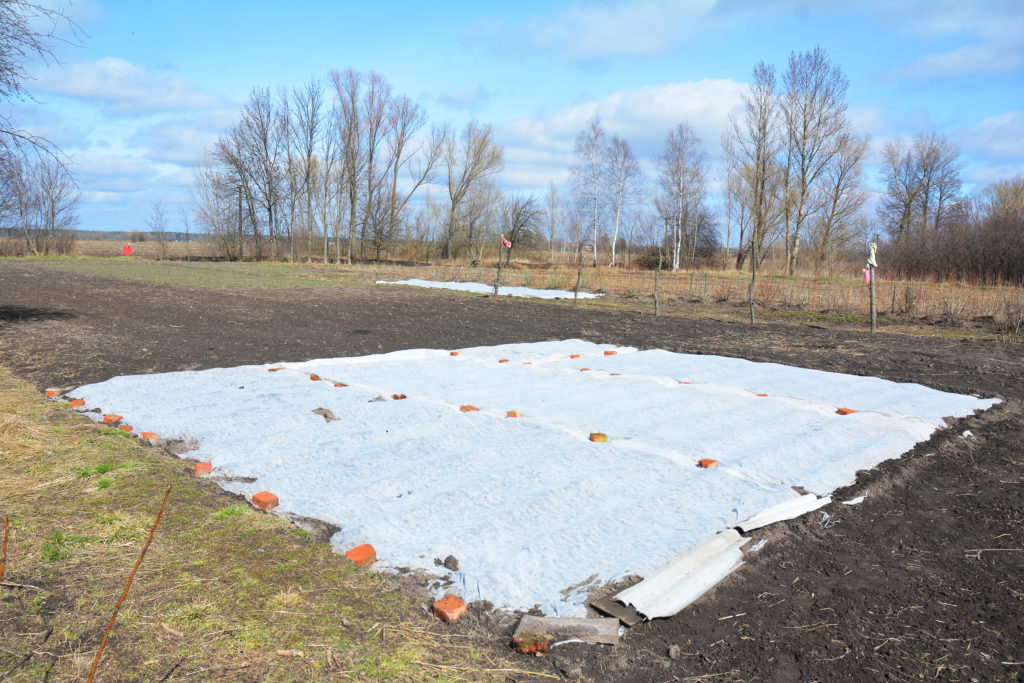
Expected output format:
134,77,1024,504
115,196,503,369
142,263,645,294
1,260,1022,682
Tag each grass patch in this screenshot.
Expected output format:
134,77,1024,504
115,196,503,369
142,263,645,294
0,367,519,681
31,259,363,290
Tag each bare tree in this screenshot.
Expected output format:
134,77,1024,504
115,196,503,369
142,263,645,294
729,61,784,323
811,131,868,272
191,155,239,260
213,88,288,259
544,180,561,263
146,200,169,260
494,193,541,293
0,1,78,161
290,77,324,263
443,120,504,260
376,97,445,261
879,133,961,249
657,123,707,271
11,154,79,255
570,117,605,267
330,68,365,264
604,135,641,266
779,46,851,275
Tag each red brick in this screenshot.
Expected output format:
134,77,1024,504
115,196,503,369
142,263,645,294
432,594,467,623
334,382,346,387
139,431,160,442
836,408,856,415
392,393,407,400
680,381,693,384
589,433,608,443
698,459,718,469
310,374,322,381
498,358,509,363
569,354,581,359
268,367,283,372
610,373,622,376
194,461,212,476
506,410,522,418
252,491,279,511
756,393,768,397
512,631,552,654
102,414,122,424
580,367,591,372
346,543,376,567
118,424,132,432
69,399,86,407
449,351,459,356
46,387,61,397
603,350,617,356
460,405,479,412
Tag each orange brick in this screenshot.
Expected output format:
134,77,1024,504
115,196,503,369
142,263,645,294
46,387,61,397
698,459,719,469
569,354,581,359
268,367,283,372
392,393,407,400
310,374,322,381
194,461,212,476
252,491,279,511
610,373,622,376
346,543,377,567
522,361,532,365
513,632,551,654
69,399,86,407
432,594,467,623
460,405,479,412
756,393,768,397
506,410,522,418
139,431,160,442
604,350,617,356
118,424,132,432
498,358,509,363
449,351,459,356
680,381,693,384
103,414,122,424
580,367,591,372
836,408,856,415
589,432,608,443
334,382,346,387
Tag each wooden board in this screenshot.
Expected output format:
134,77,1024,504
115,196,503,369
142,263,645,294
587,596,645,627
513,615,621,645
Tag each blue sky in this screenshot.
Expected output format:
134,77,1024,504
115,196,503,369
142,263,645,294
12,0,1024,231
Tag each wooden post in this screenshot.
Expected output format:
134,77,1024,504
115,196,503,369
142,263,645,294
868,238,878,334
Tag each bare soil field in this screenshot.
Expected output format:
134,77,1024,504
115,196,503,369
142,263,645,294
1,259,1022,682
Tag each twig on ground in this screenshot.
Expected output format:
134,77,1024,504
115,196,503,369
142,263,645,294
0,581,40,590
86,484,172,683
0,516,8,581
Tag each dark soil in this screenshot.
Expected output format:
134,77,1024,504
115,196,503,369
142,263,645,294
1,260,1022,682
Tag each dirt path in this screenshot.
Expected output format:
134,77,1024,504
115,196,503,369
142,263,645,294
2,260,1022,681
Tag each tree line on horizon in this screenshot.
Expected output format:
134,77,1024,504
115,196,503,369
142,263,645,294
0,3,1021,284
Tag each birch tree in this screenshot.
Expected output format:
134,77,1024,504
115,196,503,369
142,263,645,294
657,123,707,271
604,135,641,266
570,117,606,267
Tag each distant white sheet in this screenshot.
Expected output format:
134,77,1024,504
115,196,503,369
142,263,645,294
69,340,996,616
376,278,603,299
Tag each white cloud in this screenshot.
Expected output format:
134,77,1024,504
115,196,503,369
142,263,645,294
439,82,491,111
528,1,716,60
496,79,745,191
33,57,218,115
129,109,236,164
882,1,1024,77
957,110,1024,161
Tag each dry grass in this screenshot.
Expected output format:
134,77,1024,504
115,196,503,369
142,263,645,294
0,368,521,681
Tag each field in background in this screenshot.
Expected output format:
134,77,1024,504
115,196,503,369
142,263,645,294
9,243,1024,339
